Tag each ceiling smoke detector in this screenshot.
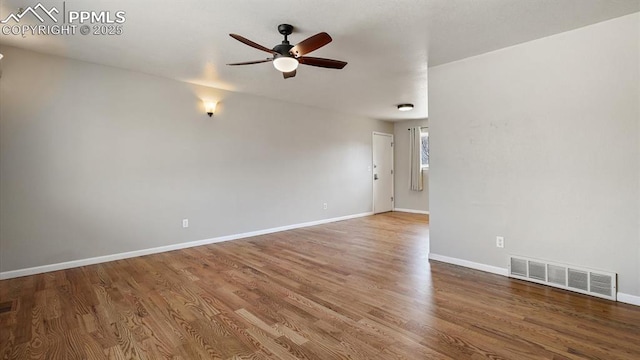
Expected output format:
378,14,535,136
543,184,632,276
397,103,414,111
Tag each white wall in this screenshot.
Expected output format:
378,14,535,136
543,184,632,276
0,46,393,273
393,119,429,213
429,13,640,297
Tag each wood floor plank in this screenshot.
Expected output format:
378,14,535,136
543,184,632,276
2,212,640,359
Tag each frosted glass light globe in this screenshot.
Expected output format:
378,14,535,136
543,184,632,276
273,56,299,72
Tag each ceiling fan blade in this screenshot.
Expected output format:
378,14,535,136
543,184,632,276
290,32,332,57
298,57,347,69
283,70,296,79
227,59,273,66
229,34,278,55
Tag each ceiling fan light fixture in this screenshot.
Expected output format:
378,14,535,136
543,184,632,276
397,103,414,112
273,56,299,73
228,25,346,79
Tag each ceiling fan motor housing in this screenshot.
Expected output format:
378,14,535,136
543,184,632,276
274,24,295,58
273,43,294,57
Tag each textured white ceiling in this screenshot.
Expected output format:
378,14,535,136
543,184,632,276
1,0,638,121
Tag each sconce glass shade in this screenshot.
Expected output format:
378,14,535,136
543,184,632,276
0,54,3,60
205,101,217,117
273,56,299,72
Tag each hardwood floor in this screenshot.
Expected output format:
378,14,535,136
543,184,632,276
1,212,640,359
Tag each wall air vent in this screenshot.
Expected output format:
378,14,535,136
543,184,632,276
547,264,567,286
528,261,546,281
510,257,527,277
508,255,617,301
568,268,589,292
590,273,613,297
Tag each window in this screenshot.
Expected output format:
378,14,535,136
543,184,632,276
421,131,429,168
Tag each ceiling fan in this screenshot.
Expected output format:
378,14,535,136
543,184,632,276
227,24,347,79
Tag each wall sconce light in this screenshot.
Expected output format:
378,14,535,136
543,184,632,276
205,101,217,117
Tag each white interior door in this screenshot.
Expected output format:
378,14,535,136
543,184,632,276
373,133,393,214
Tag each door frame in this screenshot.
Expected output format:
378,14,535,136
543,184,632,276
372,132,394,214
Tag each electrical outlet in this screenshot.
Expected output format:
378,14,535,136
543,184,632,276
182,218,189,228
323,202,328,210
496,236,504,248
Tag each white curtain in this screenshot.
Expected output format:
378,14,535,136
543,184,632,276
409,127,423,191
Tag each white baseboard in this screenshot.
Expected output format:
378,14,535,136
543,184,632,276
393,208,429,215
0,212,373,280
428,253,509,276
617,293,640,306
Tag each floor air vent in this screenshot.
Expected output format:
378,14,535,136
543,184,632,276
508,256,616,301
